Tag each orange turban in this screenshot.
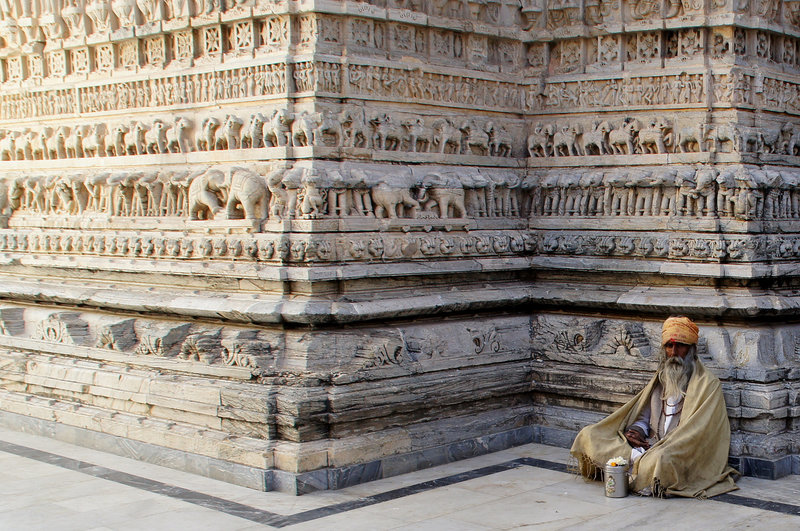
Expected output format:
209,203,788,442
661,317,699,346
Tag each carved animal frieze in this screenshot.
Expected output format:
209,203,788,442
7,162,800,226
371,181,420,219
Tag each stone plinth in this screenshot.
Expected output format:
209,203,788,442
0,0,799,492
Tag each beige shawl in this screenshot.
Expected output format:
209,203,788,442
570,360,739,498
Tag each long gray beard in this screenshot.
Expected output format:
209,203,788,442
658,354,695,401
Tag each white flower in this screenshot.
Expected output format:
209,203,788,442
606,456,628,467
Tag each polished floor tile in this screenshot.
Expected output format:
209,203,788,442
1,425,800,530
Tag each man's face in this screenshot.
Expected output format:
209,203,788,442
664,341,691,359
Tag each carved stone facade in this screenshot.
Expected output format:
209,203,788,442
0,0,799,492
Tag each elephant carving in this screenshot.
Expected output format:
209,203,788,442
187,169,226,220
371,182,420,219
226,167,269,220
418,173,467,219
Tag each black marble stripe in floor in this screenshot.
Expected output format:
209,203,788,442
0,438,797,528
714,493,800,517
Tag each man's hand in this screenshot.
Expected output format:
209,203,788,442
624,428,650,449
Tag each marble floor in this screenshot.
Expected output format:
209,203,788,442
1,426,798,530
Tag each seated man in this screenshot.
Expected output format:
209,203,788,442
570,316,739,498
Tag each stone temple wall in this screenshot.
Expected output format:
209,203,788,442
0,0,799,492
